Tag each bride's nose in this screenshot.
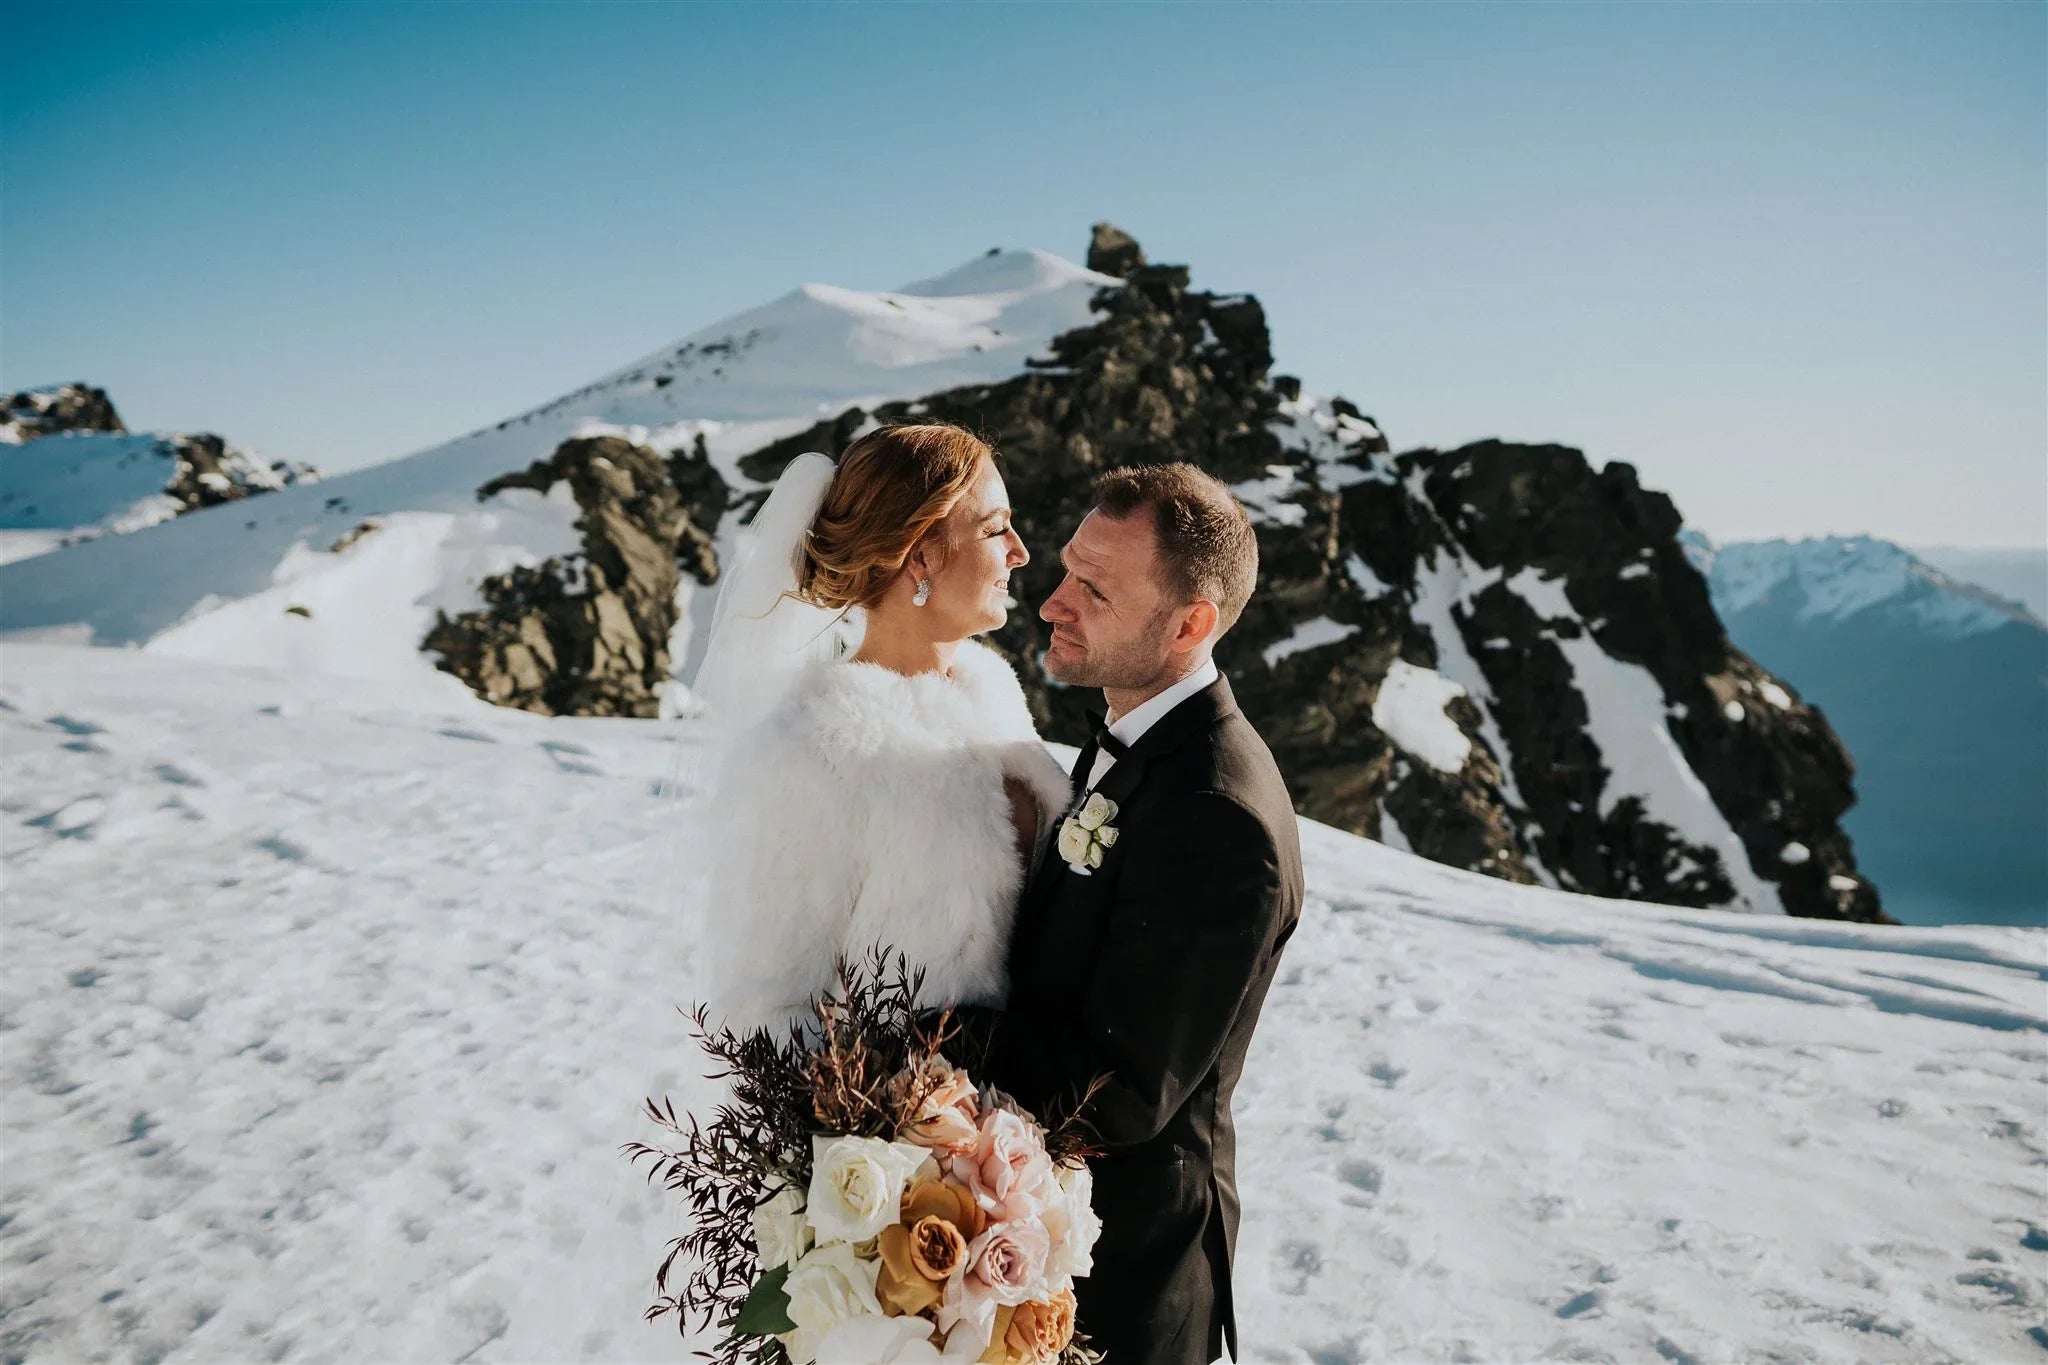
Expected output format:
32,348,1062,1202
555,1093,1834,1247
1005,530,1028,568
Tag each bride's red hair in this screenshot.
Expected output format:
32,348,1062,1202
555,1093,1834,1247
797,422,993,611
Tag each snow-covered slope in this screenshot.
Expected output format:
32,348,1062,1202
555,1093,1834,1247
3,641,2042,1363
0,431,186,564
0,250,1115,656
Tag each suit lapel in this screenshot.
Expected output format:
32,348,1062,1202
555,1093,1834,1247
1025,675,1239,900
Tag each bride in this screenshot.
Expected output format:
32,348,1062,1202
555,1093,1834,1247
692,422,1072,1035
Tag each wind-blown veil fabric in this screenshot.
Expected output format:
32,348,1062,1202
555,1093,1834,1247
690,451,847,754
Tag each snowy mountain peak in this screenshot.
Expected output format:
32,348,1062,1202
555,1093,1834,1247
491,247,1120,439
1684,529,2042,640
894,245,1111,298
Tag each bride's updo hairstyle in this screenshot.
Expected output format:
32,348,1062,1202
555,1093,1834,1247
797,422,993,611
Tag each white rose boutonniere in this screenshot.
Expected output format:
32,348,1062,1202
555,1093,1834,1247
1056,792,1120,876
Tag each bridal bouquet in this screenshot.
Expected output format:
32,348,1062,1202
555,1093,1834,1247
627,952,1105,1365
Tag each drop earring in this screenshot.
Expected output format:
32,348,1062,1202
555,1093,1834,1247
913,579,932,607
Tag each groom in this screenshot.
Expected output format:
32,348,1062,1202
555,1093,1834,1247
986,463,1304,1365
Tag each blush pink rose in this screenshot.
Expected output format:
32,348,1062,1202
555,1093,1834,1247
963,1219,1052,1309
944,1108,1053,1223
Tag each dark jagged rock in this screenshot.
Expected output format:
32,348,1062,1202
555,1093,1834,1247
2,383,125,441
424,434,726,717
725,228,1887,922
1086,222,1146,279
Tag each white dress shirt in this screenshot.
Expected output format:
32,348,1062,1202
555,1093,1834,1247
1084,657,1221,792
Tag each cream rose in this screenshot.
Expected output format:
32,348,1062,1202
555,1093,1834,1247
1038,1162,1101,1279
814,1314,947,1362
807,1135,932,1244
1055,819,1093,868
1076,792,1117,831
780,1241,884,1365
753,1183,812,1271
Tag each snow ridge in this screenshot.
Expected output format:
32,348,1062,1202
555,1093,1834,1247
1684,530,2038,640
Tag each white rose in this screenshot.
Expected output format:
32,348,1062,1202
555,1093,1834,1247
1096,823,1119,848
1077,793,1117,831
1085,840,1105,870
1056,819,1093,868
752,1183,811,1271
780,1241,884,1365
1042,1162,1102,1278
814,1314,945,1362
807,1135,930,1244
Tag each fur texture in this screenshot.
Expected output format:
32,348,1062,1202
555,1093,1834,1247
699,638,1072,1034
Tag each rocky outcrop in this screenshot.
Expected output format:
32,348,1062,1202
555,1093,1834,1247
424,434,726,717
161,432,318,510
730,226,1887,922
1,384,125,442
1086,222,1147,279
0,386,318,564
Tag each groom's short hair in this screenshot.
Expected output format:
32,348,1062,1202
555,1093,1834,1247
1092,462,1259,636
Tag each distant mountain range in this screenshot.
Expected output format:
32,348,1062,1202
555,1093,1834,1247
1685,531,2046,927
1905,544,2046,624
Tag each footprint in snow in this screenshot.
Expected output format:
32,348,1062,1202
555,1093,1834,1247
1340,1158,1383,1197
151,763,205,788
438,726,497,744
25,795,105,838
46,714,105,736
1276,1238,1324,1295
1554,1287,1603,1318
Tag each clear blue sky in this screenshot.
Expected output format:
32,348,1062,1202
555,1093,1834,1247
5,1,2042,548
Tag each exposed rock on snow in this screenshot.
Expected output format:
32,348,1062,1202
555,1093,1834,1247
423,434,725,717
1,382,126,441
0,384,318,564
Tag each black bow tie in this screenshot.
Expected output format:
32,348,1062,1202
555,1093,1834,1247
1085,711,1130,761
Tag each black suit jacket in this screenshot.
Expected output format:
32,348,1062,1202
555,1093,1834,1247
985,674,1303,1365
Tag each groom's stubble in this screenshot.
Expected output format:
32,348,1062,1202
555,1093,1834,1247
1038,509,1201,710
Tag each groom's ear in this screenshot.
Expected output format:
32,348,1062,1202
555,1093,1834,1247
1168,599,1221,655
